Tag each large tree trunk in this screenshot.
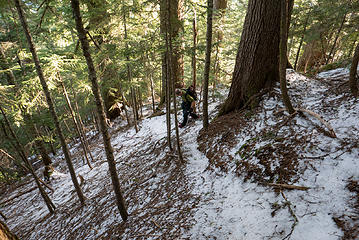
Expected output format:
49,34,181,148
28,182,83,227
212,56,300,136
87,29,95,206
71,0,128,221
219,0,281,115
203,0,214,128
349,43,359,97
160,0,184,94
13,0,86,204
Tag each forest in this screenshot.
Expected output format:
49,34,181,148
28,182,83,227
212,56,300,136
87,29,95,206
0,0,359,239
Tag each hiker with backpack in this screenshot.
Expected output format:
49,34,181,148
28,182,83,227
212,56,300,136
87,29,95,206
175,86,199,128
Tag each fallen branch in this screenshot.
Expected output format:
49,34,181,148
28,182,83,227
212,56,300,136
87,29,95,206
296,108,336,138
148,110,165,118
277,108,336,138
262,182,310,191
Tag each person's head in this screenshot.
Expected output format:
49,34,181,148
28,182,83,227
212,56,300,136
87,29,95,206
175,89,182,96
189,85,194,91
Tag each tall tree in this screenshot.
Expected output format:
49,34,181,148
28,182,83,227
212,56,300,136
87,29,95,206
280,0,295,114
219,0,281,115
159,0,184,105
349,43,359,97
70,0,128,221
203,0,214,128
13,0,86,204
167,0,182,161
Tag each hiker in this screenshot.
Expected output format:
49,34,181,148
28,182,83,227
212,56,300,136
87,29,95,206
43,164,54,183
186,85,198,113
175,88,199,128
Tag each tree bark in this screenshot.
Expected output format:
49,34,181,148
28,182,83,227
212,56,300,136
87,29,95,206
160,0,184,90
219,0,281,115
349,43,359,97
203,0,214,128
71,0,128,221
13,0,86,204
280,0,295,114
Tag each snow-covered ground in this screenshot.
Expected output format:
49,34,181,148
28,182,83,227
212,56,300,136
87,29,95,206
1,68,358,239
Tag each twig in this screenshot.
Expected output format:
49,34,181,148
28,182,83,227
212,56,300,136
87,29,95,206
151,218,161,228
262,182,310,191
281,191,298,240
36,0,47,11
86,31,101,50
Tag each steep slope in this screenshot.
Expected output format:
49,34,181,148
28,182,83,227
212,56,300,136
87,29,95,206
0,69,358,239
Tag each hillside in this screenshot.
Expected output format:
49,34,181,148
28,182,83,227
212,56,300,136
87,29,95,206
1,68,358,239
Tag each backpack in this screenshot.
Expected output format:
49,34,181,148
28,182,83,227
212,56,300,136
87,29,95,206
186,87,198,101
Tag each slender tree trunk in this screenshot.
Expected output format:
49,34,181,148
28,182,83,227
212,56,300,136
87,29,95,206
192,8,197,89
167,0,183,161
326,12,347,65
119,86,130,125
92,112,99,131
123,7,138,132
203,0,214,128
150,72,156,112
280,0,295,114
70,90,94,162
349,43,359,97
13,0,85,204
71,0,128,221
294,14,309,70
159,0,167,106
0,106,56,213
61,81,93,169
164,16,173,151
137,87,143,119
